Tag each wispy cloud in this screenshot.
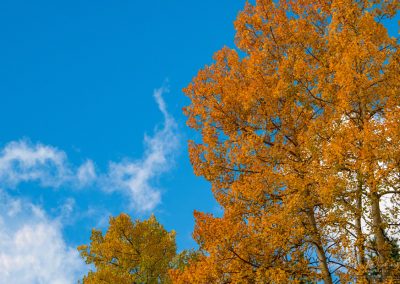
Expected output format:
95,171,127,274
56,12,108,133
103,86,179,211
0,140,96,189
0,193,85,284
0,140,71,188
76,160,97,188
0,86,179,212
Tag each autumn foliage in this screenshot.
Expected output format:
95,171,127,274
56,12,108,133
78,214,176,284
170,0,400,283
77,0,400,283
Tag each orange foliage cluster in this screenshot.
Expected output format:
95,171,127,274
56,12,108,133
171,0,400,283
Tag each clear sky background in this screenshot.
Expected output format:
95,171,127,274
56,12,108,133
0,1,398,283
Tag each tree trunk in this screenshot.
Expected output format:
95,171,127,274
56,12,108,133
355,174,367,281
306,208,333,284
370,191,389,279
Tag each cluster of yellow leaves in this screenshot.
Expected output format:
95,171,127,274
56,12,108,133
171,0,400,283
78,214,176,284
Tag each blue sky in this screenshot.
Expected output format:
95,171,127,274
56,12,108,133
0,0,244,282
0,1,398,283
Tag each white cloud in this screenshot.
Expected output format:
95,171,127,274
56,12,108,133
6,198,22,217
0,86,179,212
76,160,97,187
102,86,179,211
0,140,70,188
58,197,76,221
0,193,85,284
0,140,97,189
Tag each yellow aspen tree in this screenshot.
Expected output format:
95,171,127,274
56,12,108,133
171,0,399,283
78,214,176,284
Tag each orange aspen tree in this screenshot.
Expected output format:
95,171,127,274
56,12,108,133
171,0,399,283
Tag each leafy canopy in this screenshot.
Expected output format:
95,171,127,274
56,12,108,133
171,0,400,283
78,214,176,284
